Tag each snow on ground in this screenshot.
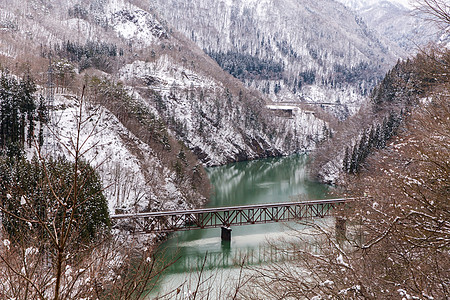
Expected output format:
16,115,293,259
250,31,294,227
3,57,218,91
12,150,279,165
336,0,413,10
119,57,256,165
119,56,329,166
110,9,166,45
320,160,341,184
105,0,168,47
302,85,361,116
251,79,363,119
38,93,190,214
119,56,219,91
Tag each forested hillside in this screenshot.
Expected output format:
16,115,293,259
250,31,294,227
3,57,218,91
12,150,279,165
151,0,405,118
336,0,449,52
246,34,449,300
0,0,331,215
0,0,327,297
0,0,447,298
312,45,449,183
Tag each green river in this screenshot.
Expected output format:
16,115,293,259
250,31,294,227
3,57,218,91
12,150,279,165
149,155,331,299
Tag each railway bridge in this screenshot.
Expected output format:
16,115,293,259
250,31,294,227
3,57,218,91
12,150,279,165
111,198,352,240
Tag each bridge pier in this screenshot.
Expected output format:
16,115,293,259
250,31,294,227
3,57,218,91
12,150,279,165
221,226,232,241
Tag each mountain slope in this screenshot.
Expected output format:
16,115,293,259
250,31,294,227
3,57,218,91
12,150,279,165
0,0,329,213
151,0,405,118
336,0,447,52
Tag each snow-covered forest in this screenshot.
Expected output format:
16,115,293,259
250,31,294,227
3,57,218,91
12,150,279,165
252,45,449,299
0,0,329,214
150,0,406,118
0,0,448,298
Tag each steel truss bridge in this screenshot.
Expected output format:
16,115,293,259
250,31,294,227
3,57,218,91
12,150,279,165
111,198,352,237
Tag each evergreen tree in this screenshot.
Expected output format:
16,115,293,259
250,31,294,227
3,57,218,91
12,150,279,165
37,95,48,147
374,124,382,149
368,126,375,150
343,146,350,173
19,74,37,147
357,130,368,163
0,72,38,158
350,144,359,174
0,156,110,244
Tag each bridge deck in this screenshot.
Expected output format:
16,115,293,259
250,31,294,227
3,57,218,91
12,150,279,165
112,198,352,234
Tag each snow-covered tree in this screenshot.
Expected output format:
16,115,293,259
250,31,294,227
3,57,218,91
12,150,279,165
0,71,37,158
241,74,449,300
0,93,168,300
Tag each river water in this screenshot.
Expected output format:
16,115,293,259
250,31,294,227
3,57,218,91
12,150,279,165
149,155,330,299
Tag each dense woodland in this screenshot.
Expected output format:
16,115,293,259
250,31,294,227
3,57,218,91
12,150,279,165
0,72,46,158
151,0,397,115
0,69,198,298
55,40,123,72
207,50,285,81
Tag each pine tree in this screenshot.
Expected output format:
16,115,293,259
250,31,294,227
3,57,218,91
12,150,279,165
343,146,350,173
19,74,37,147
37,95,48,147
358,130,368,163
374,124,382,149
0,72,38,157
0,156,110,243
368,126,375,150
350,144,358,174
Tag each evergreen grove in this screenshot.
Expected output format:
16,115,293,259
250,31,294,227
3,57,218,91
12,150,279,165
0,156,110,244
0,70,110,245
0,71,47,158
343,111,402,174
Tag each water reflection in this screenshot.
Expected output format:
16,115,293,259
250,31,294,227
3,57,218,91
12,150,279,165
206,155,328,207
157,228,326,275
150,154,330,298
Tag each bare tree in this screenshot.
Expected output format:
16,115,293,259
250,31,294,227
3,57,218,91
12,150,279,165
0,91,170,299
414,0,450,30
240,30,450,300
239,91,449,299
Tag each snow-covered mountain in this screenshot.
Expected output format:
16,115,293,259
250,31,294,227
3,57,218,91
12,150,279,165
336,0,413,10
150,0,405,118
336,0,446,53
41,94,200,214
2,0,437,215
0,0,331,213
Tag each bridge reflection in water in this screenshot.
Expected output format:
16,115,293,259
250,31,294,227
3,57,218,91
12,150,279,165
162,237,324,275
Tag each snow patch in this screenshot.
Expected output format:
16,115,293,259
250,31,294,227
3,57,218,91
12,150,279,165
336,254,350,268
40,94,193,214
120,56,219,91
108,5,167,46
